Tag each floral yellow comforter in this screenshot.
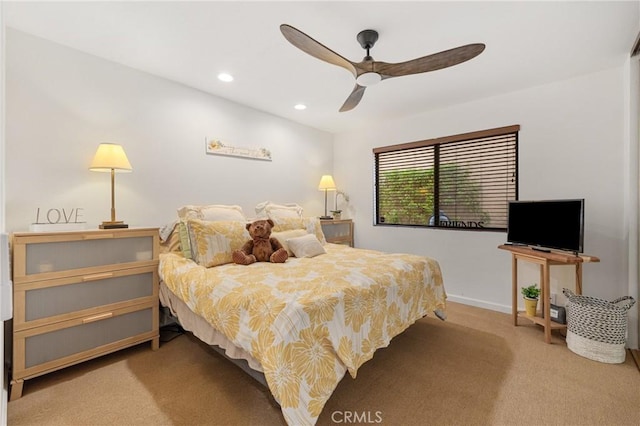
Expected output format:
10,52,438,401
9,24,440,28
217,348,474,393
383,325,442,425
159,243,446,425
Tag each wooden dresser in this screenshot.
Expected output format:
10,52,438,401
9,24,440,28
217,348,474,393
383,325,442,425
10,228,160,400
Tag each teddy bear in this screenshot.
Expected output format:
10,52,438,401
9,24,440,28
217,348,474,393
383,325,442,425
232,219,288,265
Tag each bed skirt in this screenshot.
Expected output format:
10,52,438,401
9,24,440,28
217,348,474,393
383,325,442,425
159,281,268,386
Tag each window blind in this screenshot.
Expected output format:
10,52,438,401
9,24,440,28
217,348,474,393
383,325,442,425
374,125,519,231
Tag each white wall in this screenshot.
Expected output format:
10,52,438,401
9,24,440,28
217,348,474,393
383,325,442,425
0,5,7,425
626,53,639,349
5,29,333,233
334,66,631,312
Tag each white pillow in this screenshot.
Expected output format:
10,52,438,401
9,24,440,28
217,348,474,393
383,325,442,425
287,234,326,258
178,204,246,222
266,205,303,219
272,217,327,245
272,229,308,256
255,201,303,219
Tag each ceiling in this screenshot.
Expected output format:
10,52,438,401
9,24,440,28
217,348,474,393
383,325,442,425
4,1,639,134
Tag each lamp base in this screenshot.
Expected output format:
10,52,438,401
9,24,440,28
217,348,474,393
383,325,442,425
319,216,333,220
99,221,128,229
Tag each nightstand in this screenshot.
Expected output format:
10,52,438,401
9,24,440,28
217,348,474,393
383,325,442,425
10,228,160,400
320,219,354,247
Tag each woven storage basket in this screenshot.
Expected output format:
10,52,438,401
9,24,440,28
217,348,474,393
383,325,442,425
563,289,635,364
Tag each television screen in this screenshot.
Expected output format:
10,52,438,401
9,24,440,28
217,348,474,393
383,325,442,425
507,199,584,253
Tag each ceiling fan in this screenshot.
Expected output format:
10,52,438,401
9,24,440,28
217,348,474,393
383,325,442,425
280,24,485,112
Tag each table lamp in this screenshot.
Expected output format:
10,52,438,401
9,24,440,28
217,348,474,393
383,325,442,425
318,175,336,219
89,143,132,229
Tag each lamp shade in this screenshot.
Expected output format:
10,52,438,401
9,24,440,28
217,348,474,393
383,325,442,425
89,143,132,172
318,175,336,191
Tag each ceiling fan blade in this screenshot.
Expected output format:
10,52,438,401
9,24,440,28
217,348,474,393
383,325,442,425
339,84,366,112
280,24,357,77
375,43,485,78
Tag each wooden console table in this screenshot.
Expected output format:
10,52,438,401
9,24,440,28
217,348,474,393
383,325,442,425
498,244,599,343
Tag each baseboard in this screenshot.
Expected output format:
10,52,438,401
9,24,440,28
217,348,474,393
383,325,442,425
446,294,511,314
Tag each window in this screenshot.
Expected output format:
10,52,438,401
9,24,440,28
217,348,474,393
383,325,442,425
373,125,519,231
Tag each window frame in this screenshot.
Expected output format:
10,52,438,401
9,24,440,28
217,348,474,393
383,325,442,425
373,125,520,232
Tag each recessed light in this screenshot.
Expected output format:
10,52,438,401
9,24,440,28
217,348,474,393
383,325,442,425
294,104,307,110
217,73,234,82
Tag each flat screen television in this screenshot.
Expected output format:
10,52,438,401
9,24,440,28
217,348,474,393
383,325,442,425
507,199,584,254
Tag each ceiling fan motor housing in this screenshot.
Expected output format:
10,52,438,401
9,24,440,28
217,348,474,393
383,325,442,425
357,29,379,51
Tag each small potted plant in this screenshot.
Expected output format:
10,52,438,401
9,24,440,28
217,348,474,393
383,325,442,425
330,210,342,220
521,284,541,317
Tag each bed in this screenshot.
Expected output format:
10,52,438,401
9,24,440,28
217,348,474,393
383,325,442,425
158,205,447,425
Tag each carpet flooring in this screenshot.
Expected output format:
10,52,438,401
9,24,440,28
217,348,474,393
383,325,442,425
7,302,640,425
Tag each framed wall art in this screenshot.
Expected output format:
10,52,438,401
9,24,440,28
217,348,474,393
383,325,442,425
205,138,272,161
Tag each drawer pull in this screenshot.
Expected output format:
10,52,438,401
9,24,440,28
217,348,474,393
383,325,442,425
83,233,114,240
82,272,114,282
82,312,113,324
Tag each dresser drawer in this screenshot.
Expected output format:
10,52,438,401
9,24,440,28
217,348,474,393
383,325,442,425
12,228,158,283
13,265,158,331
13,304,157,380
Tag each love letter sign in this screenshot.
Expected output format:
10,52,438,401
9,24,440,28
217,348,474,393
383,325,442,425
33,208,86,225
